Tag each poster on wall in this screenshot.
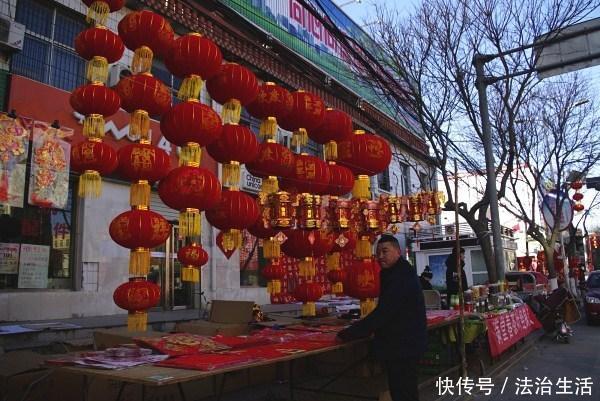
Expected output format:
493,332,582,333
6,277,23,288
428,254,451,291
0,113,32,208
0,243,20,274
28,121,72,209
18,244,50,288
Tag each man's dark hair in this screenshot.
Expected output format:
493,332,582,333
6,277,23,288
378,234,400,249
450,246,465,255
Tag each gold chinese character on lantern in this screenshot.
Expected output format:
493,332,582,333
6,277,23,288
131,148,154,171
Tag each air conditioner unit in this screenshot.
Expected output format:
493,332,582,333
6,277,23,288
0,16,25,51
108,63,131,87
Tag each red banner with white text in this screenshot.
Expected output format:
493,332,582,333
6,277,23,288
486,305,542,357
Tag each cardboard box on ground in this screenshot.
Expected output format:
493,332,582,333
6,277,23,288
174,300,255,336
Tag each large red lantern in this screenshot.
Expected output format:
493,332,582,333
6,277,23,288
177,243,208,283
337,130,392,199
117,143,171,207
166,33,222,101
158,166,222,238
113,277,160,331
109,208,172,276
70,83,121,139
262,262,286,295
206,189,260,251
309,108,353,160
281,229,333,278
294,281,323,317
115,73,171,141
160,100,222,165
205,63,259,124
117,10,174,73
279,90,325,147
70,139,118,198
206,124,259,188
327,162,354,197
280,154,330,195
246,140,295,195
245,82,293,140
248,218,281,260
345,259,380,317
74,26,124,83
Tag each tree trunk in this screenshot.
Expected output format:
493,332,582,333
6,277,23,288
460,211,498,283
544,245,558,290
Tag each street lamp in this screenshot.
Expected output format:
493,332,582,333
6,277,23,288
337,0,362,8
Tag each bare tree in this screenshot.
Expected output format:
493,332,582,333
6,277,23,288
356,0,598,282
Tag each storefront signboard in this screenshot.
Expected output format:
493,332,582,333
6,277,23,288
17,244,50,288
241,167,262,194
0,243,20,274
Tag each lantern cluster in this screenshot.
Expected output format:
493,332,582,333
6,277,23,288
570,181,585,213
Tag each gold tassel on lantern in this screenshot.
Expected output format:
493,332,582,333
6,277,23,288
223,161,241,188
354,237,372,259
261,176,279,195
291,128,308,148
298,257,316,278
360,298,376,317
130,248,150,276
324,141,338,161
302,302,316,317
259,117,278,140
130,110,150,141
132,46,154,74
78,170,102,198
263,238,281,259
179,208,201,238
326,252,340,271
267,279,281,294
182,266,200,283
127,311,148,332
223,229,242,251
222,99,242,124
180,143,202,166
332,281,343,294
86,1,110,25
86,56,109,84
130,180,150,207
352,175,371,199
178,74,203,101
83,114,105,139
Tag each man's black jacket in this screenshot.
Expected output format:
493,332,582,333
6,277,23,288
445,255,468,296
337,257,427,361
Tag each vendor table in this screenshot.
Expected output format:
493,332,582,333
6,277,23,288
484,305,541,358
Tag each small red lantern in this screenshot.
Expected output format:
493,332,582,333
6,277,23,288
570,181,584,190
117,143,171,207
574,203,585,212
206,189,260,252
248,218,281,260
327,269,346,295
70,83,121,139
206,124,259,188
166,33,222,101
177,244,208,283
74,26,124,83
117,10,174,73
113,277,160,331
309,108,353,160
337,130,392,199
279,90,325,147
109,208,172,276
281,229,333,278
246,82,294,140
345,259,380,317
294,281,323,316
206,63,259,124
262,262,286,294
573,192,584,201
70,139,118,198
327,162,354,197
158,166,222,238
115,73,171,141
82,0,124,25
246,140,295,195
280,153,330,195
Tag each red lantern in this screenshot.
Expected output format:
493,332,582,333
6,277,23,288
113,277,160,331
206,189,260,251
160,100,222,165
246,82,293,139
280,153,330,195
279,90,325,147
327,269,346,295
70,83,121,139
158,166,222,238
115,73,171,140
262,262,286,294
294,281,323,316
281,229,333,278
337,130,392,199
109,208,172,276
570,181,583,190
117,10,174,73
166,33,222,101
574,203,585,212
246,140,295,195
248,218,281,260
309,108,353,160
572,192,584,201
177,243,208,283
117,143,171,207
71,139,118,198
327,162,354,197
326,230,356,271
345,259,380,316
206,124,259,188
74,26,124,83
206,63,259,124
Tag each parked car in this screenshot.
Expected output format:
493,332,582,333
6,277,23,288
506,271,549,304
584,271,600,325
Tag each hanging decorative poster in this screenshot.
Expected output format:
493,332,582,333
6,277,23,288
0,114,31,208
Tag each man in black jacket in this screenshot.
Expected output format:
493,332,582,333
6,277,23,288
445,247,468,301
337,235,427,401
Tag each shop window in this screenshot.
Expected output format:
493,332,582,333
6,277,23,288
239,230,267,288
12,0,86,92
399,162,411,195
377,167,391,192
